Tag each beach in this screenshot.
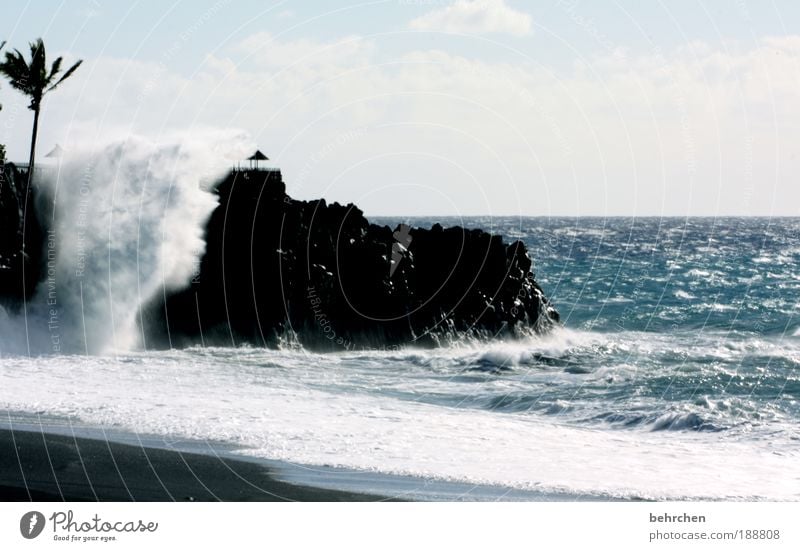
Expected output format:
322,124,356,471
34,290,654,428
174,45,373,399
0,428,384,502
0,413,617,502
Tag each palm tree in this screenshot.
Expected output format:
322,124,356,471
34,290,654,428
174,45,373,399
0,38,82,188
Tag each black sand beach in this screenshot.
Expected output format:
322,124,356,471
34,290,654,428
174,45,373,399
0,428,387,501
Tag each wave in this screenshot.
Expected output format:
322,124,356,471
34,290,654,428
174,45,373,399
262,325,800,381
0,349,797,500
649,412,722,432
0,131,250,355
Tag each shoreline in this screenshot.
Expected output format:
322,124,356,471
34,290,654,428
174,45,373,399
0,414,617,502
0,427,390,502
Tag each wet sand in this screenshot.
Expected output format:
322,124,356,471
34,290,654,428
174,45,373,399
0,428,389,501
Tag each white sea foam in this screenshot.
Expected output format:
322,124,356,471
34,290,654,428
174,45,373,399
0,347,798,500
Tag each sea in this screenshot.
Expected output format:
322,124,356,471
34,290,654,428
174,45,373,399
2,216,800,501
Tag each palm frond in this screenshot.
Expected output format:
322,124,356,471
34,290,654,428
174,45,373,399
46,59,83,92
0,37,82,111
0,49,33,94
48,56,62,82
28,38,46,85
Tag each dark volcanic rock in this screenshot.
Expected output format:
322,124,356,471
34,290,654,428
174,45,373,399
0,164,45,310
142,170,559,350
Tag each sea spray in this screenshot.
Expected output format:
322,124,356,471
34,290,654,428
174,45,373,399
0,132,252,355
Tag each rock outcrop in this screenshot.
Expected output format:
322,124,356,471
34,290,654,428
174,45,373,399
0,164,44,310
141,169,558,350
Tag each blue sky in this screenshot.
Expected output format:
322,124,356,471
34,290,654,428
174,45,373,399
5,1,799,63
6,1,798,72
2,1,800,215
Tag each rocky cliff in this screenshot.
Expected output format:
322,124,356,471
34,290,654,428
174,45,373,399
141,169,558,350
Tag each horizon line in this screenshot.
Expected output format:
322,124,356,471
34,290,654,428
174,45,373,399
364,213,800,219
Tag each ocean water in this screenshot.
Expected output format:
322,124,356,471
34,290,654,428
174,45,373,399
2,217,800,500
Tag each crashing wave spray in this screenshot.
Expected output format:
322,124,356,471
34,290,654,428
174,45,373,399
0,131,251,355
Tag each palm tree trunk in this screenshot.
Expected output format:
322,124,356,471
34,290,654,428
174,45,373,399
26,107,40,191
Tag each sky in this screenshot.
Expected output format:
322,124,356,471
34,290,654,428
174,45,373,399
1,0,800,216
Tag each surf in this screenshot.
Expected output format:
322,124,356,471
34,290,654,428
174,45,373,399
0,131,250,355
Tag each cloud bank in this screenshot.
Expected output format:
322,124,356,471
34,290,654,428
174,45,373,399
409,0,532,37
2,31,800,216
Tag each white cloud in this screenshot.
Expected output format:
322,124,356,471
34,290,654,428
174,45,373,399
231,31,370,69
409,0,532,37
6,34,800,215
